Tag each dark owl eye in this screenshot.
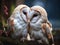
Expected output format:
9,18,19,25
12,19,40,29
33,13,38,17
23,11,27,15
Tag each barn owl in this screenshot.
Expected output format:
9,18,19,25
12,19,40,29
28,6,54,45
7,4,31,41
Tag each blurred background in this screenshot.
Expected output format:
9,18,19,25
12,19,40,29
0,0,60,45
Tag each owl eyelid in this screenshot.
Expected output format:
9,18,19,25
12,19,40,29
33,10,41,16
23,11,27,15
33,13,38,17
20,7,27,15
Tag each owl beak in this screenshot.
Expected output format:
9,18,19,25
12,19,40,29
27,19,30,23
26,14,30,23
27,19,30,24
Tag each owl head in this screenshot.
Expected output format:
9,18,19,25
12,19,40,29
9,4,31,24
30,6,48,24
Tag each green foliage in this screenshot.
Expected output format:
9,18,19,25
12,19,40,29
10,4,15,15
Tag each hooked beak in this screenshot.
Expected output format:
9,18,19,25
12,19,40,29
27,18,30,23
26,13,30,23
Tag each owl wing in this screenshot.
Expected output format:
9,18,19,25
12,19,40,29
41,22,55,45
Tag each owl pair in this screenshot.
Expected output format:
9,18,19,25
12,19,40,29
8,4,54,45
